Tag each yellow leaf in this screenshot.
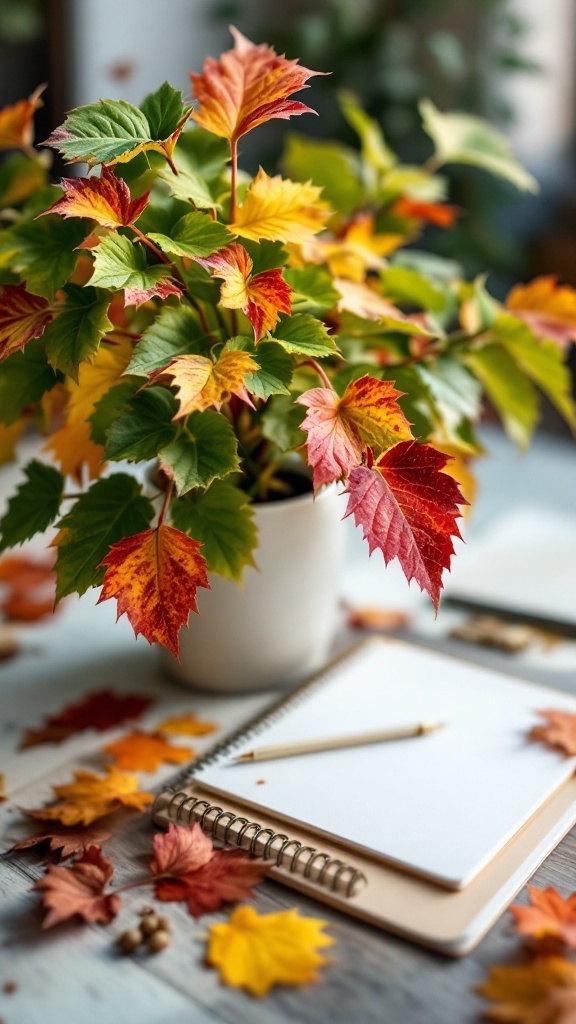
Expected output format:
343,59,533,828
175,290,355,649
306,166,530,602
323,215,404,282
0,418,28,467
206,905,334,996
506,275,576,347
151,349,258,417
233,168,330,245
26,767,153,826
156,712,218,737
477,956,576,1022
196,243,292,341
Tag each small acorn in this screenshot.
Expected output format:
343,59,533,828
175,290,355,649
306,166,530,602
119,928,144,953
156,916,171,932
140,914,160,936
148,929,171,954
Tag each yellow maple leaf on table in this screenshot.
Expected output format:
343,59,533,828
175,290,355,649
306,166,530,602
233,168,330,246
206,905,334,996
156,712,218,737
103,730,194,772
25,767,153,826
477,956,576,1022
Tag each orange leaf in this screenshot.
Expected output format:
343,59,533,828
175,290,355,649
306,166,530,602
150,349,258,417
33,846,121,928
8,822,112,859
233,169,330,245
345,604,411,631
0,284,53,362
297,376,413,490
529,709,576,757
25,767,153,826
0,552,55,590
156,712,218,737
0,84,44,151
1,592,56,623
97,524,210,656
206,905,334,996
506,275,576,347
104,730,193,771
323,214,404,282
392,196,458,228
477,956,576,1023
196,243,292,341
511,886,576,951
42,166,149,229
20,689,153,749
191,27,322,143
0,417,28,467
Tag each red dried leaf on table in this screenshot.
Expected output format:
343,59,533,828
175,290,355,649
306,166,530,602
151,823,213,876
529,710,576,757
155,712,218,737
20,689,154,749
97,525,210,657
190,27,322,143
24,767,153,826
510,886,576,951
7,822,112,858
42,166,149,229
344,440,466,611
0,284,53,362
33,846,121,928
477,957,576,1023
103,731,193,771
195,243,291,342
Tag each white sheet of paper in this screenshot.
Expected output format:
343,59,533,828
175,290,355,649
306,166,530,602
196,640,576,889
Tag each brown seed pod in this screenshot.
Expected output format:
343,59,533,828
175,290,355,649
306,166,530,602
140,914,160,936
156,916,171,932
119,928,144,953
148,930,170,954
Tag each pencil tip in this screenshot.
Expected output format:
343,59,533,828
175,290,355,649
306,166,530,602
234,752,253,762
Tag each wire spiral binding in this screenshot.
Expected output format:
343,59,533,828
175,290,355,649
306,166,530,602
166,790,367,898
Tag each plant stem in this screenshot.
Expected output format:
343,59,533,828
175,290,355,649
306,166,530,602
130,225,214,340
303,357,333,390
130,225,171,266
230,139,238,223
158,479,174,527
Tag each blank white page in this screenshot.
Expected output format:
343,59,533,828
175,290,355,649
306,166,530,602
196,640,576,888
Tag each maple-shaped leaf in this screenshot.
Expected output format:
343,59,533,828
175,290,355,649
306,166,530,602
392,196,458,228
33,846,121,928
88,233,182,309
0,85,44,151
159,409,240,496
103,731,193,771
477,957,576,1023
155,712,218,737
127,304,209,376
20,689,153,749
196,243,291,341
8,215,88,302
42,284,113,381
206,905,334,996
529,709,576,757
510,886,576,951
25,767,153,826
98,524,210,656
148,211,231,260
316,214,405,283
42,166,149,229
150,349,259,417
505,275,576,348
45,82,192,168
170,479,257,583
233,169,329,245
0,341,59,427
0,459,64,553
151,823,213,877
297,376,413,491
190,27,321,144
272,313,338,358
344,440,466,610
8,822,112,859
0,284,53,362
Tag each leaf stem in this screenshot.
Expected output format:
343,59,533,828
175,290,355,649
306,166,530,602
158,479,174,527
303,357,333,390
130,225,171,266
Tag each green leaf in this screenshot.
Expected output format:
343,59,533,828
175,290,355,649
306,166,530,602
148,211,231,259
465,345,539,447
127,304,210,375
0,341,59,425
104,386,178,462
283,266,339,308
416,355,483,430
159,410,239,494
338,90,396,174
391,248,463,283
157,164,218,210
43,284,113,380
261,395,306,451
176,128,230,179
0,460,64,552
0,152,47,207
383,365,437,441
10,216,87,299
55,474,154,599
89,232,175,293
228,338,292,399
492,313,576,430
139,81,190,141
282,134,362,215
381,266,447,313
272,314,338,358
242,240,288,275
89,380,140,445
419,99,538,193
170,480,257,582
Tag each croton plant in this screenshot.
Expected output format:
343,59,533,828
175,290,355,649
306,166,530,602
0,29,574,655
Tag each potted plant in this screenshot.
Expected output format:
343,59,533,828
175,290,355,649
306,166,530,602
0,28,574,690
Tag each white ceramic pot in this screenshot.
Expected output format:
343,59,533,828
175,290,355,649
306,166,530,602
166,484,345,692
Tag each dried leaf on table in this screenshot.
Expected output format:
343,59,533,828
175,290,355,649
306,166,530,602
206,905,335,996
155,712,218,737
0,553,55,590
20,689,154,749
345,605,411,632
151,822,213,876
2,593,56,623
24,767,153,826
510,886,576,951
7,822,112,859
103,730,193,771
529,710,576,757
33,846,121,928
0,625,19,663
477,956,576,1023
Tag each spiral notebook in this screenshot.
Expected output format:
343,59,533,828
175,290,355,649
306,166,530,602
153,639,576,955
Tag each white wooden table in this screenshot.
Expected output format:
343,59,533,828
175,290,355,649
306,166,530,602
1,425,575,1024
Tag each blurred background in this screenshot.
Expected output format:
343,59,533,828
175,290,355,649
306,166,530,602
1,0,575,432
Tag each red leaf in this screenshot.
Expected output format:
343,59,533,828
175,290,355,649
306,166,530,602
33,846,121,928
0,284,53,362
155,850,267,919
151,822,213,877
393,196,458,228
344,440,466,610
7,822,112,859
97,525,210,656
195,243,291,342
20,689,154,749
42,166,149,229
191,27,322,144
124,277,183,309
